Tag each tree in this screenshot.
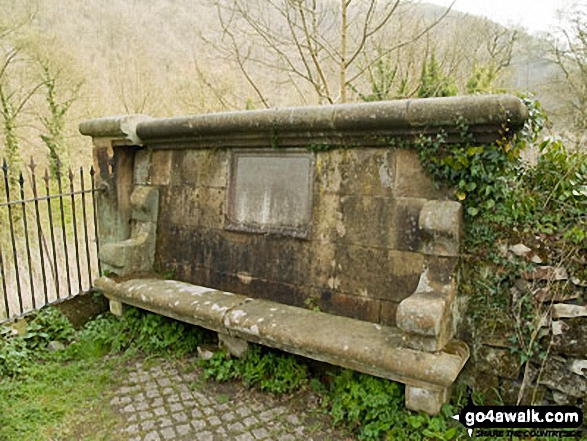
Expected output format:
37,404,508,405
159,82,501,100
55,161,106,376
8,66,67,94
550,4,587,131
417,51,458,98
38,58,82,174
206,0,455,106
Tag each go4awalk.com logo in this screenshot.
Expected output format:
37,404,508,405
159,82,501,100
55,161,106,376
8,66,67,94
452,394,584,438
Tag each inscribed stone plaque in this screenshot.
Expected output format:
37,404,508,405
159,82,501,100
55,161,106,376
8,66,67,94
227,151,313,237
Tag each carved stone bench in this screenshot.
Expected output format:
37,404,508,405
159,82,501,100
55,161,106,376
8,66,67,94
96,276,469,415
80,95,528,415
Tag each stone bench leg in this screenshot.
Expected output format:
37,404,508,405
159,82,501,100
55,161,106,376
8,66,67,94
109,299,128,317
405,385,451,415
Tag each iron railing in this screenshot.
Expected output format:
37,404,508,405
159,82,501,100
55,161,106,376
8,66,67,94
0,158,101,323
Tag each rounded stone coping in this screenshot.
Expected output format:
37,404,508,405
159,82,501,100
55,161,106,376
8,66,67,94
79,95,527,147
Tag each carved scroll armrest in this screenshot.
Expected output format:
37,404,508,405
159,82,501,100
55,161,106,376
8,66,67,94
397,201,462,352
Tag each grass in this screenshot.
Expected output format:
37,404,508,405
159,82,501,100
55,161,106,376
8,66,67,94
0,353,130,440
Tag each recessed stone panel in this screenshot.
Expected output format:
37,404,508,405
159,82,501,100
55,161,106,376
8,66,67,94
227,151,313,238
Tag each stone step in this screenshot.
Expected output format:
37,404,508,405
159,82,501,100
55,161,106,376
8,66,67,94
96,277,469,415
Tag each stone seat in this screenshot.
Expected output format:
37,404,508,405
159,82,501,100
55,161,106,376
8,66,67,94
96,276,469,415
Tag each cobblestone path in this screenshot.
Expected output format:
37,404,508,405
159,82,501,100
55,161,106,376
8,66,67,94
109,359,346,441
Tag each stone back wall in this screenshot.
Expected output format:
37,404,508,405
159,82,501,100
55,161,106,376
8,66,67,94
137,145,448,326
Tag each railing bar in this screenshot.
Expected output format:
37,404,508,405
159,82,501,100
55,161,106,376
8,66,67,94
19,172,36,309
69,169,83,293
44,168,60,300
0,245,10,319
0,288,94,325
0,188,99,207
30,160,49,305
90,166,102,276
80,167,93,286
56,162,72,298
2,159,24,314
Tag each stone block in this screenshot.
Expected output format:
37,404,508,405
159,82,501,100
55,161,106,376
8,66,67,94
538,357,587,397
379,301,399,326
308,241,337,289
318,290,381,323
549,318,587,357
391,198,426,251
339,195,394,248
339,149,396,196
311,193,342,243
335,246,423,302
418,200,462,257
313,150,345,194
172,149,228,188
476,346,521,380
195,187,226,229
109,299,127,317
405,385,451,415
218,333,250,358
131,186,159,223
151,150,172,186
134,149,152,185
397,289,452,338
394,149,444,199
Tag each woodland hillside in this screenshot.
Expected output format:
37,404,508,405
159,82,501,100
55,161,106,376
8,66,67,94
0,0,584,168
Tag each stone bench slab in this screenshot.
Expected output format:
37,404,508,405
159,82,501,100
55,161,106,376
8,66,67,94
95,277,469,413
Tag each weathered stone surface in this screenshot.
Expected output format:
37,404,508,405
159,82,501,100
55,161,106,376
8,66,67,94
218,333,250,358
318,149,396,197
475,346,521,380
552,304,587,319
549,318,587,357
379,300,399,327
522,266,568,281
131,95,527,147
539,357,587,397
394,149,444,199
418,200,462,257
338,195,394,248
317,290,381,323
391,198,426,252
97,277,469,404
109,299,127,317
227,151,313,237
79,114,152,144
170,149,229,188
568,359,587,378
405,385,451,415
396,257,457,350
151,150,172,186
100,186,159,275
335,247,423,302
134,149,152,185
47,341,65,352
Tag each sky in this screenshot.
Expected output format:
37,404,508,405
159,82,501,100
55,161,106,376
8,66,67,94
427,0,568,34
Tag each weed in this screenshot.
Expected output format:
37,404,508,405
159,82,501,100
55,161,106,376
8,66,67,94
202,345,308,394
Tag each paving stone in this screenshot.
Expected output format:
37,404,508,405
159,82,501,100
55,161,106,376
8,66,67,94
172,411,188,422
169,402,183,412
196,431,214,441
141,420,156,431
207,416,222,426
228,421,245,433
144,431,161,441
177,423,190,436
252,427,270,439
160,427,176,440
139,411,153,420
191,419,207,431
242,416,259,427
108,358,343,440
